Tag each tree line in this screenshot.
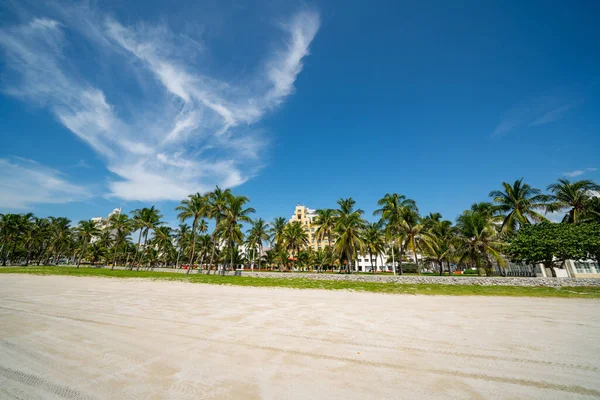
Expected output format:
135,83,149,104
1,178,599,276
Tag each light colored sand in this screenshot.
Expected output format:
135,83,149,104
0,275,599,399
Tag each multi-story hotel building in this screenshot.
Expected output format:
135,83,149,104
289,204,334,250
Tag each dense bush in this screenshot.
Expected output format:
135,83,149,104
506,222,600,267
400,263,418,273
463,269,479,275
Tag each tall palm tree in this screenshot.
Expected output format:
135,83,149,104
313,209,336,252
547,179,600,223
176,193,208,272
108,212,131,269
281,222,309,271
75,220,100,268
374,193,418,275
456,209,505,276
130,206,163,271
269,217,288,248
174,223,191,269
399,207,423,274
422,215,454,275
47,217,72,265
22,217,48,266
334,198,367,273
421,232,453,276
206,186,233,272
0,213,16,265
247,218,270,271
489,178,549,233
196,234,213,271
363,221,385,273
217,194,255,273
149,226,173,268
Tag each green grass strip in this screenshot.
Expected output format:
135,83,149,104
1,266,599,298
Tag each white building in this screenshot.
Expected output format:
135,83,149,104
90,208,122,243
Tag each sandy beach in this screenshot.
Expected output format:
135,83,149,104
0,274,599,399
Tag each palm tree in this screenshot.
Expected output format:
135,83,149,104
313,247,332,273
374,193,418,275
363,221,385,273
269,217,288,248
176,193,208,273
86,243,106,266
130,206,163,271
263,248,278,271
149,226,173,268
456,209,505,276
313,209,336,252
334,198,366,273
489,178,549,233
216,194,255,273
174,223,191,269
0,213,15,265
47,217,72,265
196,234,213,271
583,196,600,222
206,186,233,272
421,231,453,276
0,213,27,266
422,215,454,275
281,222,309,271
247,218,270,271
75,220,100,268
108,212,131,269
547,179,600,223
399,207,423,274
22,217,48,266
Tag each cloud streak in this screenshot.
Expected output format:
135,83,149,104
491,87,582,136
0,6,320,202
0,158,92,210
563,168,597,178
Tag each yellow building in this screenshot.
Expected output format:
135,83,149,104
289,204,334,251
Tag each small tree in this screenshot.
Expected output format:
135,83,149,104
506,222,598,274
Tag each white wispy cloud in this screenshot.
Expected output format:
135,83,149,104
529,104,572,126
0,158,92,210
563,167,597,178
492,90,578,136
0,6,320,202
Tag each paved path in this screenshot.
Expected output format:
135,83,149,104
0,275,599,399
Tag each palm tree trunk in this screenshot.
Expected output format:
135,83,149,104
439,260,444,276
111,240,119,270
188,218,198,275
412,237,420,275
77,238,87,269
258,243,262,271
398,242,404,275
25,246,32,266
137,229,148,272
370,250,375,274
391,245,395,275
131,229,143,270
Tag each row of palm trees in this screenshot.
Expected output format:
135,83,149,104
1,178,598,275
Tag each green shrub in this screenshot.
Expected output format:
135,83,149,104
400,263,418,273
463,269,479,275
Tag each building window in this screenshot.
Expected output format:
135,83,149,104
574,261,594,274
297,214,301,219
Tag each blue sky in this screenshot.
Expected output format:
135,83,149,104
1,0,599,227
